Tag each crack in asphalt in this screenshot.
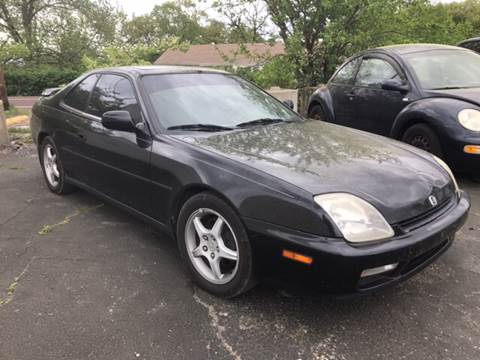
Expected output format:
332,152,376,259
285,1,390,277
0,256,35,308
193,290,242,360
37,203,104,235
0,204,30,227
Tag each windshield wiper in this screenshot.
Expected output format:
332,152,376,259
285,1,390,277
167,124,234,132
236,118,290,128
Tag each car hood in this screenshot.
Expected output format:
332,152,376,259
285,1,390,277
425,87,480,106
175,120,454,224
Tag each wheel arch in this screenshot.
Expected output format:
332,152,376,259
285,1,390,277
307,88,334,121
391,100,450,140
38,131,49,145
169,183,241,236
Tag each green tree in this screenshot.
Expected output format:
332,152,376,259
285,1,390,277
213,0,271,42
0,42,29,110
122,1,211,45
263,0,477,87
0,0,120,66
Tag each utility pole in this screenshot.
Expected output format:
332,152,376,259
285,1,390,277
0,100,8,147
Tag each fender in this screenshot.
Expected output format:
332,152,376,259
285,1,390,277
390,97,477,140
307,86,334,122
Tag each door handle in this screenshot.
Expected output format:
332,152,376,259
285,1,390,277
346,89,357,99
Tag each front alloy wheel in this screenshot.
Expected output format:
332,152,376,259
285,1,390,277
185,208,239,284
177,192,256,297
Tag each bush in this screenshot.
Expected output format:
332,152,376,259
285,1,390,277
4,65,83,96
233,56,297,90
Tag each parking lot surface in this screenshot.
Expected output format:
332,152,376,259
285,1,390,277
1,147,479,360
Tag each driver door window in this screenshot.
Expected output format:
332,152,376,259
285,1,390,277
86,74,141,123
355,58,401,88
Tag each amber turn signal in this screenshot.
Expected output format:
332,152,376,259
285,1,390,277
464,145,480,155
282,250,313,265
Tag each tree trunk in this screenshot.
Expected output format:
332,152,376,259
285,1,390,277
0,101,8,147
0,65,10,111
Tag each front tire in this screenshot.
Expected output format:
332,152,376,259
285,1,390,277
402,123,443,157
177,192,256,298
39,136,76,195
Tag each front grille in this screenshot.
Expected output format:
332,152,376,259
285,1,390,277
394,196,456,234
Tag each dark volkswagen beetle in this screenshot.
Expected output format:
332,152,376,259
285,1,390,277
31,66,469,297
308,44,480,179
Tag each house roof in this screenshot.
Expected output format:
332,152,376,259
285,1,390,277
154,42,285,67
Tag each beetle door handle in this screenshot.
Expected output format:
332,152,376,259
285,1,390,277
346,89,357,99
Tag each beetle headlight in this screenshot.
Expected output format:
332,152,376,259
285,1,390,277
458,109,480,131
314,193,394,244
433,155,460,194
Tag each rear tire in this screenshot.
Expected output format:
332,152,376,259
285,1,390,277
402,123,443,157
39,136,76,195
309,104,326,121
177,192,256,298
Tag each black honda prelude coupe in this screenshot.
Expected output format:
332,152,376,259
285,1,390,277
31,66,470,297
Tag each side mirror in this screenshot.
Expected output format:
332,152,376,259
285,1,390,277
283,99,294,109
101,111,135,132
41,87,61,97
381,80,409,93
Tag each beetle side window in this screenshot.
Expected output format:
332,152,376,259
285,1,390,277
355,58,400,88
87,74,141,122
63,75,99,111
331,58,360,85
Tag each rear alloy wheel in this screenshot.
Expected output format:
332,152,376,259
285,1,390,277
177,192,256,297
402,123,443,157
309,104,326,121
40,137,76,195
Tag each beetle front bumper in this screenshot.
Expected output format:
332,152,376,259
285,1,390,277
244,191,470,295
443,133,480,176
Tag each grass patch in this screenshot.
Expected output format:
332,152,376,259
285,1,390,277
38,203,104,235
4,105,31,119
8,127,31,134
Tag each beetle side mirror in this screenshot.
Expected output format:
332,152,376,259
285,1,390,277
101,111,135,132
381,80,409,93
283,99,294,109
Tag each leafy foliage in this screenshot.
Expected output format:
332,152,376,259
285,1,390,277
3,0,480,94
5,65,82,96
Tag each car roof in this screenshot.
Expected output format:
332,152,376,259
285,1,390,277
458,37,480,46
368,43,465,55
90,65,229,76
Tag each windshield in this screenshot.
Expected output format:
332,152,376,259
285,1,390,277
405,49,480,90
141,73,299,129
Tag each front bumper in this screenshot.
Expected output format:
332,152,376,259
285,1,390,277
443,133,480,175
244,191,470,295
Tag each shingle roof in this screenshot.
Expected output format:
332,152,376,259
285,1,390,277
154,42,285,67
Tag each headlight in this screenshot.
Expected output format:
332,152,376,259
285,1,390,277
458,109,480,131
433,155,460,193
314,193,394,244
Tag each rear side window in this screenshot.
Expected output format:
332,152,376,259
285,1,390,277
63,74,99,111
331,58,360,85
86,74,140,122
355,58,400,88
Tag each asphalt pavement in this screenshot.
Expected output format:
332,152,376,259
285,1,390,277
1,146,479,360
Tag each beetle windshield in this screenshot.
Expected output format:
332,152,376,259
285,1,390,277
142,73,300,130
405,49,480,90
